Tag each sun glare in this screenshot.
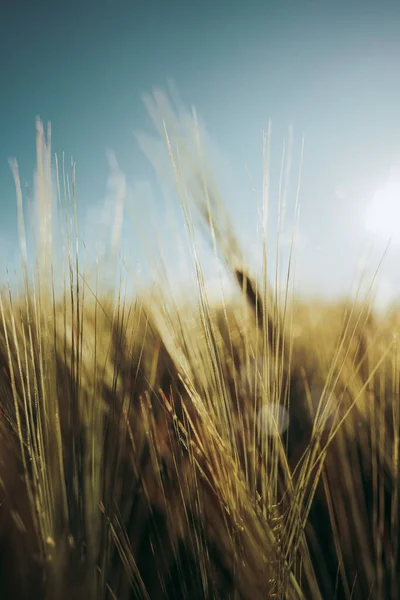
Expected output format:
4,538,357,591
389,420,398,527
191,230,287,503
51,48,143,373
366,169,400,244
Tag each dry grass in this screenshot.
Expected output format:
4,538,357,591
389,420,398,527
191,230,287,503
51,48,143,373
0,96,399,599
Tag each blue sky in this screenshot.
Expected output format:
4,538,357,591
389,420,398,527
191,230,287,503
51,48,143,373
1,0,400,307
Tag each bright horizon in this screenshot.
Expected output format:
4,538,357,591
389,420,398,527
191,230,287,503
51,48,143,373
1,0,400,311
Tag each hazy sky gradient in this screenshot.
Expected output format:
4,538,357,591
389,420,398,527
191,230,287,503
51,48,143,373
1,0,400,306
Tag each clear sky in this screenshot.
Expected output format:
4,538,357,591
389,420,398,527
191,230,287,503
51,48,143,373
1,0,400,308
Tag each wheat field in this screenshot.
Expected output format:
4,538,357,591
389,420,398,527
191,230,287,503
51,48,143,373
0,96,399,599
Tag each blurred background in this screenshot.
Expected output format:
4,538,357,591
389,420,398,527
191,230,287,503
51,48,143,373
1,0,400,309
